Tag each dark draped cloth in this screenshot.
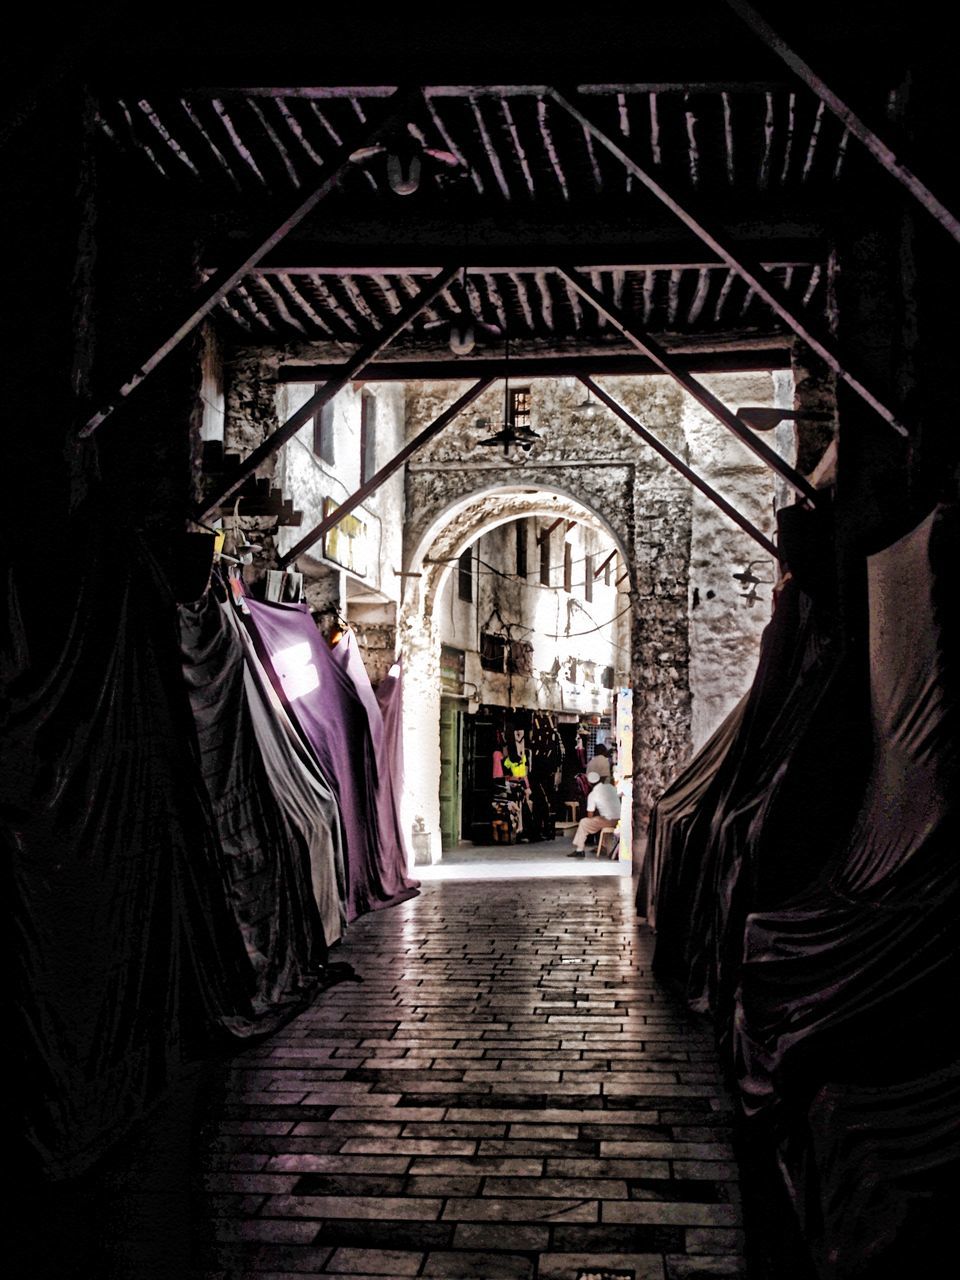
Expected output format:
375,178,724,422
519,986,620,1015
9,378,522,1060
241,600,418,921
222,600,347,946
735,503,960,1274
650,501,861,1029
179,591,327,1010
638,691,747,929
5,505,257,1178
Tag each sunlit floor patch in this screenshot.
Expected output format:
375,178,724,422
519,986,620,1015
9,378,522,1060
416,836,631,880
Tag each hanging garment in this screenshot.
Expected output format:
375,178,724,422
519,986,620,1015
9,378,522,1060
222,600,346,948
330,628,417,913
179,591,328,1011
502,752,527,779
241,599,418,921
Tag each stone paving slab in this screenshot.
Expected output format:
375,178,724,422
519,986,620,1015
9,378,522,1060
192,876,746,1278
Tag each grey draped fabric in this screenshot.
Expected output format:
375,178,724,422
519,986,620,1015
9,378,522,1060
650,501,861,1026
240,599,418,921
179,591,328,1009
223,600,346,946
638,693,747,928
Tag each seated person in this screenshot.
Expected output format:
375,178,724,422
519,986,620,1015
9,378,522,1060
584,742,612,780
569,771,620,856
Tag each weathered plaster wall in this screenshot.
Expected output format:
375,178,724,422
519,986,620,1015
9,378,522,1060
436,516,626,716
223,353,406,675
274,379,406,604
683,371,787,749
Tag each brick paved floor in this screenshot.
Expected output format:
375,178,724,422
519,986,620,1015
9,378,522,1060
194,875,745,1280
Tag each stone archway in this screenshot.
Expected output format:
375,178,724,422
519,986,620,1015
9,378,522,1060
397,475,676,867
393,372,785,866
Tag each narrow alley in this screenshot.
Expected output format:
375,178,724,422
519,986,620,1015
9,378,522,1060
196,876,742,1280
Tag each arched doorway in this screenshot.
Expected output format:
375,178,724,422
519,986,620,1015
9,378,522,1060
398,483,637,867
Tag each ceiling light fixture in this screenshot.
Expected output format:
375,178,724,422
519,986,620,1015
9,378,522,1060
423,267,503,354
476,333,540,459
349,124,463,197
573,385,600,416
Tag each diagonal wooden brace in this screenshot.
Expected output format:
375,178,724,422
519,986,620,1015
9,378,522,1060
277,377,494,569
580,376,779,560
559,267,817,504
79,85,424,438
549,87,909,439
198,265,463,520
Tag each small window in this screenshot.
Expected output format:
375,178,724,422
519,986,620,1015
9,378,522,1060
458,546,473,602
313,394,335,464
507,639,533,675
539,525,551,586
584,552,594,602
563,542,572,593
440,645,465,694
515,520,528,578
480,632,507,672
360,389,377,484
509,387,531,431
604,556,612,586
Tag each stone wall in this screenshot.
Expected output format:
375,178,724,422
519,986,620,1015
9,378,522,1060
402,374,695,846
223,353,407,677
684,372,786,749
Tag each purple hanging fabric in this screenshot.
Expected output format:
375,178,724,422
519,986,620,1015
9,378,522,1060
327,631,416,907
241,599,418,921
368,649,417,897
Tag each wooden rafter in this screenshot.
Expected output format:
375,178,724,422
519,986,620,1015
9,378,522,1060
549,85,909,438
80,86,423,438
724,0,960,245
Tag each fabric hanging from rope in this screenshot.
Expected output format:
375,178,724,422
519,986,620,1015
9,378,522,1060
179,589,328,1009
223,599,347,947
241,599,419,921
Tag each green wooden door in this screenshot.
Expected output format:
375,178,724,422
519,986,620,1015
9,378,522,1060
439,699,463,852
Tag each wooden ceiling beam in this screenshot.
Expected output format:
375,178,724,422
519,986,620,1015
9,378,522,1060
79,85,424,438
100,81,794,102
549,86,909,439
241,248,822,275
724,0,960,246
277,347,792,383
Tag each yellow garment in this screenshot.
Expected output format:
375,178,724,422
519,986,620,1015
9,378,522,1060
502,755,527,778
